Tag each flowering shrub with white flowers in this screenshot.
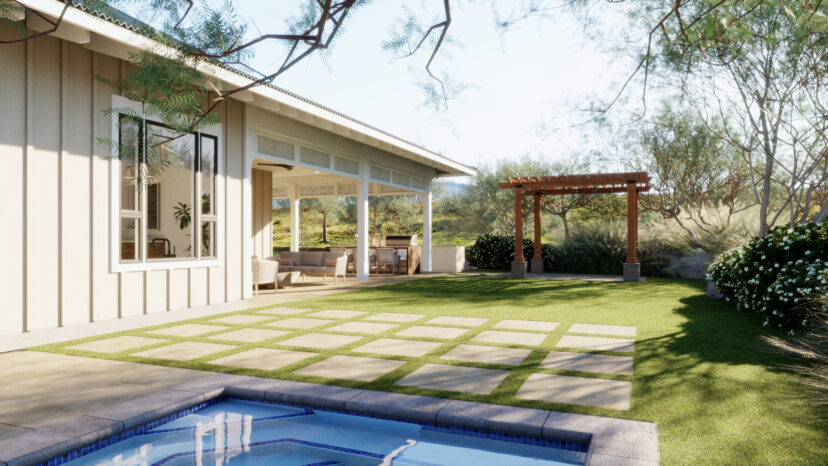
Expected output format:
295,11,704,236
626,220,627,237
707,222,828,333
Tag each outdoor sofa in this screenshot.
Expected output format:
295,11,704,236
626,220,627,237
269,251,348,283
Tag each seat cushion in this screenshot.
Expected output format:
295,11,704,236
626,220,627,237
300,251,324,266
291,265,316,273
310,267,335,274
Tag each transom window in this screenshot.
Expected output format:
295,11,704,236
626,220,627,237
118,115,217,264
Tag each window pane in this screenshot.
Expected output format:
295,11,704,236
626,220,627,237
120,217,139,261
201,221,215,258
200,134,216,216
146,122,195,258
119,115,140,211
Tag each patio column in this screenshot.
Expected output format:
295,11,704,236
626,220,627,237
623,180,641,282
531,192,544,273
421,179,433,272
356,169,370,281
288,185,299,252
511,187,527,278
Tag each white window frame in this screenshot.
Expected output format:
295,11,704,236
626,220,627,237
109,95,223,273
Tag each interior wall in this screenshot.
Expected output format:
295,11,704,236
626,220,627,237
0,30,246,337
251,168,273,259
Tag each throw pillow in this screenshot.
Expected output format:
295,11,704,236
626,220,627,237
323,258,338,267
277,258,294,266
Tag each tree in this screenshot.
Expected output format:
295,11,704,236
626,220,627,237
302,198,342,243
540,159,593,239
628,1,828,235
628,107,754,244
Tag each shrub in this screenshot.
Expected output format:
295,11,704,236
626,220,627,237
707,222,828,333
466,233,533,269
553,223,626,275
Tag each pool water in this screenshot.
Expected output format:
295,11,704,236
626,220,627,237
66,398,587,465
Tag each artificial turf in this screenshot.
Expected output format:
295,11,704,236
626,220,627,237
32,275,827,465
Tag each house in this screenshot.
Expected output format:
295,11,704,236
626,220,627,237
0,0,475,350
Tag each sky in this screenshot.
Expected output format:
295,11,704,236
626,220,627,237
139,1,639,177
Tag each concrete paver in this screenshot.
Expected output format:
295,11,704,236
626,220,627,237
308,310,367,319
494,320,560,332
207,328,291,343
395,326,469,340
516,373,632,410
264,318,334,329
277,333,363,349
325,322,398,335
472,330,548,346
424,316,488,327
65,336,167,354
540,351,633,375
295,355,406,382
208,348,317,371
351,338,442,357
440,344,532,366
556,335,635,353
395,363,510,395
209,314,274,325
146,323,229,337
131,342,236,361
364,313,425,323
256,307,313,315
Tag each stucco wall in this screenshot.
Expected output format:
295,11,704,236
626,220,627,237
0,33,246,336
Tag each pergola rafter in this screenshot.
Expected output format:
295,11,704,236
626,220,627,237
498,172,651,281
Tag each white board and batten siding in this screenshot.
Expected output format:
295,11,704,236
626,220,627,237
0,34,247,339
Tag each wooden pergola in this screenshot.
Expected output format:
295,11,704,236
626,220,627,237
498,172,651,281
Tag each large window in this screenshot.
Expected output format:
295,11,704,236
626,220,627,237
118,115,218,264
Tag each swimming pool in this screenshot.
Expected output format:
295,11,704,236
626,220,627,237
59,398,588,465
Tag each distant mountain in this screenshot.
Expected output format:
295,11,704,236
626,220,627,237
436,181,471,199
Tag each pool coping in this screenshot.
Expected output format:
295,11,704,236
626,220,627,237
0,373,659,465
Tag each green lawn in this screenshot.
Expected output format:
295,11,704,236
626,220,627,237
33,276,826,465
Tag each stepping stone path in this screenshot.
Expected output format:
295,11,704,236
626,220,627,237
70,305,644,412
208,328,291,343
516,373,632,410
494,320,560,332
472,330,548,346
210,314,274,325
326,322,398,335
555,335,634,353
352,338,442,357
257,307,313,315
440,344,532,366
567,323,637,337
308,310,367,319
148,324,229,337
131,342,235,361
395,326,469,340
66,336,166,354
396,363,510,395
265,318,334,330
296,355,406,382
424,316,489,327
278,333,362,350
364,313,425,323
540,351,633,375
209,348,316,371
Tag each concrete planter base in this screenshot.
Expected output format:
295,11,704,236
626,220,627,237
511,261,528,279
530,258,544,274
622,263,641,282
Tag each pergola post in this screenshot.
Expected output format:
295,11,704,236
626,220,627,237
511,187,527,278
531,192,544,273
623,180,641,282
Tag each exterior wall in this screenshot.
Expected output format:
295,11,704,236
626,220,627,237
0,34,245,337
251,168,273,259
431,246,466,273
